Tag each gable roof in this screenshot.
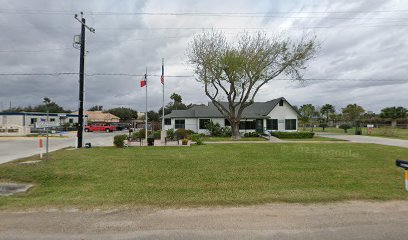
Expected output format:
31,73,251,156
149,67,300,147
165,97,297,119
72,111,120,121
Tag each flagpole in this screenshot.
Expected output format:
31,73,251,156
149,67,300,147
145,67,148,142
161,58,165,130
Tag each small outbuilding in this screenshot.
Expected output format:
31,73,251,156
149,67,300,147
0,112,84,136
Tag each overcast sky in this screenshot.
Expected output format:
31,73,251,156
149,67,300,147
0,0,407,113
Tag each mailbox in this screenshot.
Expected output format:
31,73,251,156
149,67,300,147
396,160,408,170
396,159,408,191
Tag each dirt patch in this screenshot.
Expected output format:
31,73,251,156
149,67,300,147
0,201,407,240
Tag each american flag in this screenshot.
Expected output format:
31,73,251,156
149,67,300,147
161,62,164,85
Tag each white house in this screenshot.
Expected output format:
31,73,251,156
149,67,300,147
163,97,299,134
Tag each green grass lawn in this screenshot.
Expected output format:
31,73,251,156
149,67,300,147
1,143,408,209
312,127,408,140
202,136,266,142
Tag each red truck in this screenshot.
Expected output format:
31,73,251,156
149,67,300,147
84,123,117,132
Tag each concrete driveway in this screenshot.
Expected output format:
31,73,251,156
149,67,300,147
0,201,407,240
0,131,127,164
317,133,408,148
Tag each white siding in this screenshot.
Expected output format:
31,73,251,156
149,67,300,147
166,117,226,134
267,101,298,132
1,115,24,126
168,118,198,132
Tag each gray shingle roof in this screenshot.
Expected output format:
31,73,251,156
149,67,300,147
164,97,291,119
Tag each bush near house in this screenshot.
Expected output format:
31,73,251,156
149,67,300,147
191,134,204,145
166,129,175,140
244,132,260,137
114,135,128,148
175,128,189,139
271,132,315,139
205,120,232,137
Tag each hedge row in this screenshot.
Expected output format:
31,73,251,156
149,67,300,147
270,131,315,139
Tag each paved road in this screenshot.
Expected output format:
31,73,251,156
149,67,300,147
0,201,407,240
317,133,408,148
0,131,126,164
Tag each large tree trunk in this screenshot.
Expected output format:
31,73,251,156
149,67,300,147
391,120,397,128
231,121,241,140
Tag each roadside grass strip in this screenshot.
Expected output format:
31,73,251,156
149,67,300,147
0,143,407,209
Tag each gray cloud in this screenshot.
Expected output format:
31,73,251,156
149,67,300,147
0,0,407,113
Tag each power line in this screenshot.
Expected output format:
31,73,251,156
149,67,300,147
92,24,408,31
0,72,406,82
1,9,408,15
0,47,73,53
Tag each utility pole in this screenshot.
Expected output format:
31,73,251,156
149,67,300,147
145,68,148,142
74,12,95,148
45,103,49,162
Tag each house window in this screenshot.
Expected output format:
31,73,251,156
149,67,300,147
50,118,55,122
224,119,231,126
69,118,74,124
199,119,210,129
239,120,256,130
266,119,278,130
285,119,297,130
164,118,171,125
30,118,37,124
175,119,185,129
279,99,284,106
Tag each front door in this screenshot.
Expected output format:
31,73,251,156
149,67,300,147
256,119,263,133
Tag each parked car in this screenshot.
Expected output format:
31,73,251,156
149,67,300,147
111,122,131,131
84,123,117,132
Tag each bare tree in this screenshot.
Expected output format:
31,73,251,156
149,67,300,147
188,31,318,139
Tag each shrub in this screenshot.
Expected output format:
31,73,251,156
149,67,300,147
221,127,232,137
113,135,128,148
153,130,161,139
205,120,223,136
166,129,175,139
270,132,314,139
244,132,260,137
132,129,145,139
181,139,189,145
187,129,196,135
175,128,189,139
339,124,352,133
191,134,204,145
